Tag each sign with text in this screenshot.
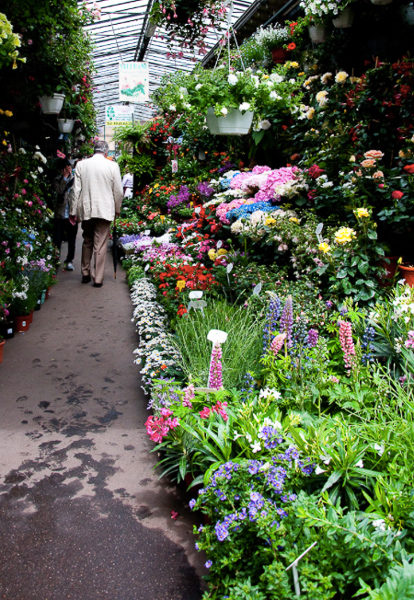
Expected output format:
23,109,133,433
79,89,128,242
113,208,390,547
119,62,149,103
105,105,134,127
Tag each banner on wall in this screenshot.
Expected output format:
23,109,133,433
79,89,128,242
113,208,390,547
119,62,149,103
105,105,134,127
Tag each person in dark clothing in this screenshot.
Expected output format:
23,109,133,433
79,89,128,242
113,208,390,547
53,158,78,270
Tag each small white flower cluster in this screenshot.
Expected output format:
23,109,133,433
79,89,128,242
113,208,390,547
130,278,183,393
300,0,345,18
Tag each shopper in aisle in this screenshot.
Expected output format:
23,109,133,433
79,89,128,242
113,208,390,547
122,171,134,198
69,140,123,287
53,157,77,271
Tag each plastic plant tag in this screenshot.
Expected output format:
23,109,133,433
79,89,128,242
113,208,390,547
207,329,228,345
226,263,233,273
144,264,150,272
252,282,262,296
216,240,223,249
144,230,150,236
194,207,201,215
188,299,207,315
189,291,203,300
171,159,178,173
315,223,323,243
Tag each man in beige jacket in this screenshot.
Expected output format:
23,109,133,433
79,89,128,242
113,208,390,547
70,140,123,287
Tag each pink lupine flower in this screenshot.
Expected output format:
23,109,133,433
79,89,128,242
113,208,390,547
270,333,287,356
209,343,223,390
338,320,356,372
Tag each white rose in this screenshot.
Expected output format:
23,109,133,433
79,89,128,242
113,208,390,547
228,73,238,85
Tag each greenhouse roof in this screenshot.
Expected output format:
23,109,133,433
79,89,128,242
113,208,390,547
80,0,292,126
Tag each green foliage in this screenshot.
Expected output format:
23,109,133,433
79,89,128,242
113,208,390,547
174,299,265,389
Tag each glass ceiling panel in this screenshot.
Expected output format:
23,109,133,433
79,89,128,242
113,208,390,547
80,0,259,125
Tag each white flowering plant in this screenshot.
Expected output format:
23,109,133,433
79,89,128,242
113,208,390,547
299,0,354,22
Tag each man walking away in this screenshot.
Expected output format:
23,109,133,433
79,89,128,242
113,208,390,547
69,140,123,287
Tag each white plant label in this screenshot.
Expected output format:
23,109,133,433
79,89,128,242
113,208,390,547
194,207,201,215
226,263,233,274
252,282,262,296
207,329,228,345
216,240,223,249
144,230,150,236
171,159,178,173
144,264,150,272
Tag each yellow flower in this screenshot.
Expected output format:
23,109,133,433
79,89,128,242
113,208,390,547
334,227,357,245
306,107,315,120
349,155,356,162
160,215,165,222
289,217,300,224
399,150,406,158
316,90,328,106
176,280,186,291
149,188,153,194
335,71,349,83
289,61,299,68
354,207,370,218
154,183,159,188
4,110,13,117
265,217,276,226
1,140,7,146
208,249,216,260
318,242,331,254
0,109,4,115
298,72,305,76
217,248,227,256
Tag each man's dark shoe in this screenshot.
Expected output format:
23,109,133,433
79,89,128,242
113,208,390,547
81,275,91,284
93,282,103,288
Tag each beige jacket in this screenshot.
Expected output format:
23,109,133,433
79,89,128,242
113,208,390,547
70,153,123,222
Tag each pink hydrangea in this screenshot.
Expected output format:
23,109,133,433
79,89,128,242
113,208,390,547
216,198,255,224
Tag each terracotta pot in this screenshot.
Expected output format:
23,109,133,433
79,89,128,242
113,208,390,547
27,310,34,324
0,339,5,364
378,256,399,286
399,265,414,287
271,47,287,63
15,315,31,332
332,6,354,28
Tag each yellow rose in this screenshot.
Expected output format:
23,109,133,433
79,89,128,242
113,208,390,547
217,248,227,256
318,242,331,254
354,207,370,218
289,61,299,68
335,71,348,83
265,217,276,226
334,227,357,245
306,107,315,120
208,249,217,260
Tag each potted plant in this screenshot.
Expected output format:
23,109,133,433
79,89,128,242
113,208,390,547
399,261,414,287
251,24,291,64
299,0,355,35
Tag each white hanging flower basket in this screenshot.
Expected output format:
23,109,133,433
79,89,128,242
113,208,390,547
401,2,414,24
332,6,355,28
308,24,327,44
57,118,75,133
38,93,66,115
206,108,254,136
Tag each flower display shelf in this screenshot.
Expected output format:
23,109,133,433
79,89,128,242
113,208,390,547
0,340,5,364
38,93,65,115
308,24,327,44
206,108,254,136
57,118,75,133
332,6,354,28
399,265,414,287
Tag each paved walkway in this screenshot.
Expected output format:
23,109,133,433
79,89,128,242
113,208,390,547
0,240,203,600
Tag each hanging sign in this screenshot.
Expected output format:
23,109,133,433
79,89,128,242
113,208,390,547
105,105,134,127
119,62,149,103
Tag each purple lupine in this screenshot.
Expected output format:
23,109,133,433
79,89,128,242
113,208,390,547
263,296,282,352
307,328,319,348
209,344,223,390
279,295,293,347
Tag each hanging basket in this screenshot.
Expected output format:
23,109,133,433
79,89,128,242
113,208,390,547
57,118,75,133
401,3,414,24
308,24,327,44
332,6,354,28
38,93,66,115
206,108,254,136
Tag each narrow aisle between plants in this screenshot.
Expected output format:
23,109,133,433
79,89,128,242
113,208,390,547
0,246,203,600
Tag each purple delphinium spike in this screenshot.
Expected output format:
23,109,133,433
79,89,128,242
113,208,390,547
307,328,319,348
263,296,282,353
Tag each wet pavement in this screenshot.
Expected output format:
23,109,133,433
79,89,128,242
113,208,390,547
0,242,204,600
